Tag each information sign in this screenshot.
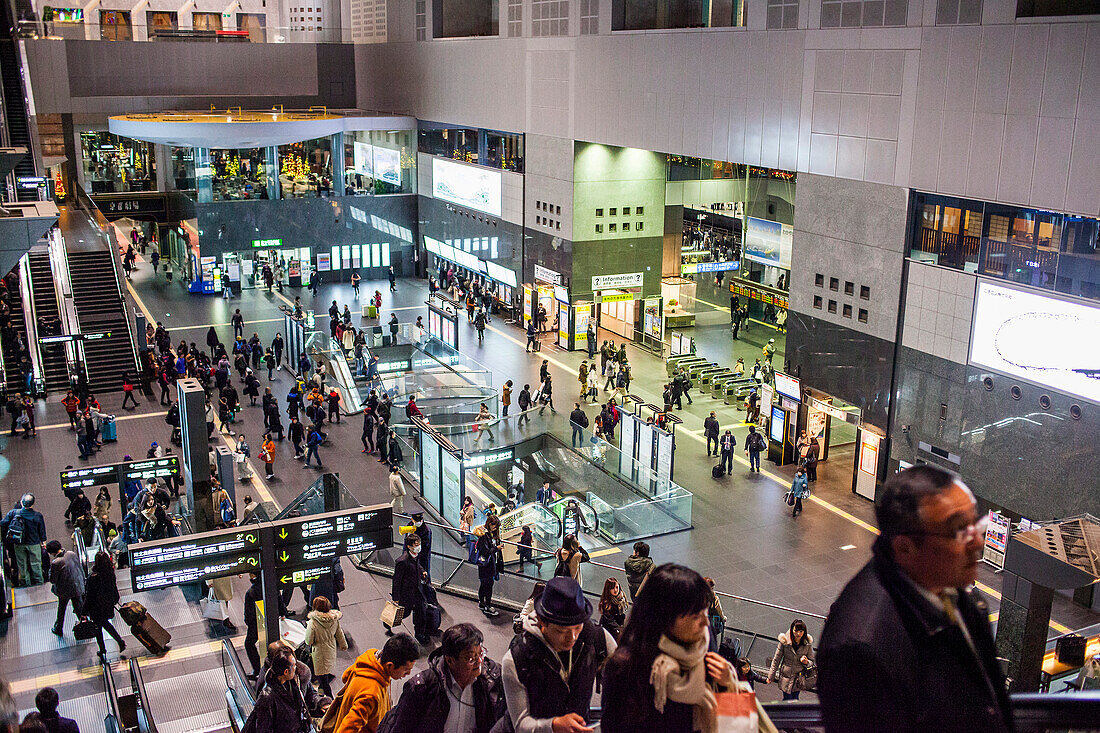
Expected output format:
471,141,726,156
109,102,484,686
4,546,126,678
681,261,740,275
983,511,1011,569
133,552,260,591
60,465,119,490
273,529,392,569
592,272,644,290
534,265,561,285
278,564,333,586
131,527,261,567
770,405,786,443
122,456,180,481
272,506,391,547
463,448,514,469
60,455,180,490
773,371,801,402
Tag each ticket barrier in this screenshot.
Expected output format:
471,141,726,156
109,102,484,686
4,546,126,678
721,378,759,405
666,355,708,377
687,361,719,381
697,367,728,387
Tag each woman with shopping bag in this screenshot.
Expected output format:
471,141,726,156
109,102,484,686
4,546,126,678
600,564,778,733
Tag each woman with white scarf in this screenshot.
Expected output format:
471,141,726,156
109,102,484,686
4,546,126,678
601,564,737,733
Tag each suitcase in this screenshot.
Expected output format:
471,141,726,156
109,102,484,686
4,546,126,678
712,464,725,479
129,610,171,655
101,416,117,442
118,601,147,626
1056,633,1087,667
718,631,742,665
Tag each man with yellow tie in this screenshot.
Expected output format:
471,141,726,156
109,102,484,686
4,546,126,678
816,465,1011,733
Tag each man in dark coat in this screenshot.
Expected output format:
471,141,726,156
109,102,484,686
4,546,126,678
816,465,1011,733
47,539,84,635
244,651,310,733
378,623,506,733
392,534,430,645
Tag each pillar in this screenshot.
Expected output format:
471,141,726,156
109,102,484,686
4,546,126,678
177,378,215,533
994,570,1054,692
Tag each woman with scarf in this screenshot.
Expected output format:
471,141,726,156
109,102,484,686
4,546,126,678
600,564,737,733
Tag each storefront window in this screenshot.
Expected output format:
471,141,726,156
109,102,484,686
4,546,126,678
236,12,266,41
99,9,132,40
192,12,222,30
146,10,177,36
210,148,270,201
343,130,416,195
418,124,524,172
171,147,195,193
278,137,334,199
907,191,1100,304
80,131,156,193
613,0,746,30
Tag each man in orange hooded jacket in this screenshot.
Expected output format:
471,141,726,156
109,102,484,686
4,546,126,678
331,634,420,733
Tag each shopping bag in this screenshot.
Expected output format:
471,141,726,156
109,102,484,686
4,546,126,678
381,600,404,627
784,491,796,507
201,592,228,621
280,618,308,647
716,689,758,733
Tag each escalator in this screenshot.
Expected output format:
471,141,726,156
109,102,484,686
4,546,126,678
26,249,68,391
131,652,234,733
0,265,28,392
0,28,38,202
67,249,139,393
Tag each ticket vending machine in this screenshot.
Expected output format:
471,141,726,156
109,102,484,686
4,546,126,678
767,403,797,466
853,427,884,500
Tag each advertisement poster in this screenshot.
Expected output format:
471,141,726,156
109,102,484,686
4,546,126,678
643,297,663,341
982,510,1010,569
558,302,570,349
432,157,502,217
859,436,879,475
574,304,591,343
655,429,674,491
420,431,442,513
636,423,654,486
807,407,827,440
352,141,374,177
316,253,331,272
770,405,785,443
744,217,794,269
522,286,533,326
226,262,240,282
441,451,463,528
619,411,637,481
373,147,401,186
970,281,1100,404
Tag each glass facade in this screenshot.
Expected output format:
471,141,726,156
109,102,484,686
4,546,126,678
209,148,272,201
418,123,524,172
80,131,156,193
343,129,417,195
612,0,746,30
909,192,1100,303
278,137,334,198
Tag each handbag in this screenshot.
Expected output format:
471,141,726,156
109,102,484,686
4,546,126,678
73,618,98,640
381,600,404,627
784,491,796,507
201,591,228,621
796,661,818,691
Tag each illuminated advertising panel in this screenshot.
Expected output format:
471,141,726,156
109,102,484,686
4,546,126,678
744,217,793,269
432,158,502,217
373,147,401,186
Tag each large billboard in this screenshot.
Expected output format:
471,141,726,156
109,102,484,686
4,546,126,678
969,280,1100,404
744,217,793,269
352,141,373,177
432,157,502,217
373,147,401,186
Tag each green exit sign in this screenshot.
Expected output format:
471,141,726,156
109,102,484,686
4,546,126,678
252,238,283,248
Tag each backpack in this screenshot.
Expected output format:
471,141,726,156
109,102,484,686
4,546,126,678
7,512,26,544
750,433,766,452
220,498,235,524
554,551,573,578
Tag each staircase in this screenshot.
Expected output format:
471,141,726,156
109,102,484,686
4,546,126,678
0,267,28,392
66,250,138,394
26,250,68,391
0,39,38,202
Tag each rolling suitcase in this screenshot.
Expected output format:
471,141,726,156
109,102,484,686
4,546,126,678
424,603,442,635
101,415,117,442
119,601,171,654
712,464,725,479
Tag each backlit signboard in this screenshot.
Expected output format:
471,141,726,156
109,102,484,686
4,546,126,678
271,506,391,546
373,147,401,186
744,217,793,269
969,281,1100,405
432,158,502,217
773,371,801,402
770,405,785,443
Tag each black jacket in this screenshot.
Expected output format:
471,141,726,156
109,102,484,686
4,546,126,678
703,416,720,438
392,551,427,608
379,651,506,733
570,407,588,428
245,677,309,733
817,537,1012,733
83,568,120,623
38,713,79,733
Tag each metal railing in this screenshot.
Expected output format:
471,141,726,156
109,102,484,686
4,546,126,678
102,662,124,733
128,658,159,733
221,639,255,733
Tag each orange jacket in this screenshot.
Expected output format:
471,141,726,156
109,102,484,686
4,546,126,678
261,439,275,464
333,649,392,733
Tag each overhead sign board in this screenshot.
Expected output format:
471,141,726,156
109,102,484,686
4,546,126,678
807,397,861,426
39,331,112,345
598,292,634,303
681,261,741,275
592,272,644,290
252,238,283,248
463,448,514,469
130,526,262,591
534,264,561,285
773,371,801,403
60,455,180,490
272,506,391,547
133,552,260,591
274,529,391,569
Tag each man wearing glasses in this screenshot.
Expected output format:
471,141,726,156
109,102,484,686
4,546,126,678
817,465,1011,733
379,622,506,732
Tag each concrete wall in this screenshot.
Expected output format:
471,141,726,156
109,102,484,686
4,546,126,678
354,10,1100,219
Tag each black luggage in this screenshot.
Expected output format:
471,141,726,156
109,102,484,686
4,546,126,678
712,464,725,479
1056,633,1087,667
424,603,442,634
718,631,742,666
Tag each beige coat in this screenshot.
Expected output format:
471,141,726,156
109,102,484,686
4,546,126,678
211,575,234,602
304,609,348,676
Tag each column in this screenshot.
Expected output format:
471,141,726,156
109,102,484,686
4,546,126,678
177,378,215,532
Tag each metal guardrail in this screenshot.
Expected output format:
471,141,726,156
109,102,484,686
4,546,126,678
101,663,124,733
128,658,158,733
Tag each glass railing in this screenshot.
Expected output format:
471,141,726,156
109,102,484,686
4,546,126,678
15,19,351,44
221,639,255,732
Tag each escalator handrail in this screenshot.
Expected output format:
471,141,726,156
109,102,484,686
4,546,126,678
221,638,256,706
546,496,600,534
221,638,255,732
101,662,124,733
128,657,160,733
497,501,563,540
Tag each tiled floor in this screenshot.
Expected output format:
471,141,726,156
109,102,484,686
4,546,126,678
2,216,1096,717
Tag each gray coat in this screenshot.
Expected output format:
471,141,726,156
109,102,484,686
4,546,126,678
768,631,815,694
50,550,85,600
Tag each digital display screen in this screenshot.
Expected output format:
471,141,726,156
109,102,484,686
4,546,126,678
352,141,373,177
373,147,401,186
773,371,801,402
432,158,502,217
970,281,1100,404
744,217,793,269
272,506,391,546
770,405,785,443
